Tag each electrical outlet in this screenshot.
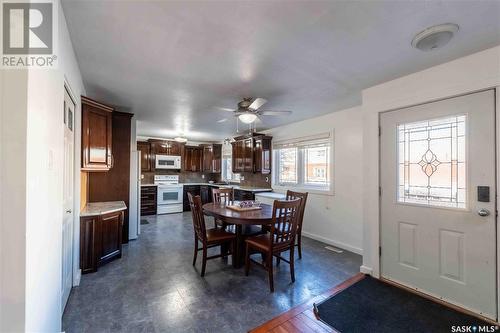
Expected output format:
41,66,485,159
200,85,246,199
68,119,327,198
202,174,205,179
240,176,245,181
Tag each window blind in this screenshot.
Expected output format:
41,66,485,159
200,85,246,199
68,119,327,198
273,132,331,149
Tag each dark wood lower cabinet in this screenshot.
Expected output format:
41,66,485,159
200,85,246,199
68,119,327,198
80,210,124,274
140,186,157,216
183,185,200,211
234,189,255,201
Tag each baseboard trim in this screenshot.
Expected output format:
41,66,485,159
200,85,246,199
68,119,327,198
360,265,373,275
73,269,81,287
302,231,363,255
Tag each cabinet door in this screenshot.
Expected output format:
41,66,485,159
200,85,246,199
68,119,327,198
232,141,244,172
184,147,192,171
261,137,272,174
193,148,202,172
183,185,200,211
200,186,210,204
170,142,182,155
137,141,151,172
82,101,113,171
253,137,272,174
212,144,222,173
100,211,123,261
80,216,98,273
243,138,253,172
253,138,263,173
203,146,213,172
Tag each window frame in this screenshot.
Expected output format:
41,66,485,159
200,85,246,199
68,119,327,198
272,131,334,196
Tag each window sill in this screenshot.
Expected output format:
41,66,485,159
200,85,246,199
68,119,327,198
272,184,334,196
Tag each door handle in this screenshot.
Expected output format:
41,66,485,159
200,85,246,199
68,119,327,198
66,209,72,214
478,208,490,217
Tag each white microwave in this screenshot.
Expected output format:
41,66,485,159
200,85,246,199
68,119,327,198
155,155,181,169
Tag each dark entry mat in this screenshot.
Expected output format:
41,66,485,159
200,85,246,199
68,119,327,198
315,276,495,333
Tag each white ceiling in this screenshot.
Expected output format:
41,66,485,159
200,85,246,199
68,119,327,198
61,0,500,141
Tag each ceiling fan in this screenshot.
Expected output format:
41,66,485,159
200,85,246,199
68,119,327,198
216,98,292,124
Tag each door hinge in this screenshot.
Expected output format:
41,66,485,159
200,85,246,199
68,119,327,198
379,126,381,137
379,186,382,196
379,246,382,257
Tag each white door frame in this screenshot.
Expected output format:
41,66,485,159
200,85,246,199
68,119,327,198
63,79,80,294
375,88,499,320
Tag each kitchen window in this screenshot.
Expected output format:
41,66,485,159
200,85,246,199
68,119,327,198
273,132,332,192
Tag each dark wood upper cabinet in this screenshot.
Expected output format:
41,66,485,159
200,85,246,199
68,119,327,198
183,146,203,172
253,136,272,174
81,96,114,171
232,134,272,174
232,140,245,173
137,141,152,172
149,139,183,156
243,138,253,172
202,144,222,173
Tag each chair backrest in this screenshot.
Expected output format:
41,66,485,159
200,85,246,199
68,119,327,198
270,198,302,250
187,192,207,242
212,187,233,204
286,190,308,231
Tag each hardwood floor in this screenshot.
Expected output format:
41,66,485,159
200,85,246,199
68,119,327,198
250,273,366,333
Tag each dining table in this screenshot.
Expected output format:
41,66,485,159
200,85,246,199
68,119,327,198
202,201,274,268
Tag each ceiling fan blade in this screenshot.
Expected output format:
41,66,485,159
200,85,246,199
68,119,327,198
217,107,236,112
248,98,267,111
259,110,292,116
216,118,228,123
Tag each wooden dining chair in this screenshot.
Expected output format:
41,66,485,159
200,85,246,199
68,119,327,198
244,198,302,292
212,188,233,230
286,190,308,259
188,192,236,277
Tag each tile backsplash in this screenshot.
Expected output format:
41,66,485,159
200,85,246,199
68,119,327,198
141,170,221,184
141,169,271,188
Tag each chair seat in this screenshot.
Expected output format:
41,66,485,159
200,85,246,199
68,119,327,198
206,228,236,243
246,234,272,252
246,233,291,253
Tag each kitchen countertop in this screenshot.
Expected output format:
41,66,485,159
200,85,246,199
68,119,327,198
254,192,286,199
81,201,127,217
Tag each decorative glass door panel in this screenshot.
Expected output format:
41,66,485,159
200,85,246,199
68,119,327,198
397,115,466,208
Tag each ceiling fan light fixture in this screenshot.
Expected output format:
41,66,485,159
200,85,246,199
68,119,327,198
238,113,258,124
174,136,188,143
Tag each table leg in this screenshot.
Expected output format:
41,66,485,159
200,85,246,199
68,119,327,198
234,224,243,268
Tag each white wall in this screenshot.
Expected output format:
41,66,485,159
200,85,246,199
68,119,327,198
266,106,364,254
1,1,86,331
361,46,500,276
0,70,29,332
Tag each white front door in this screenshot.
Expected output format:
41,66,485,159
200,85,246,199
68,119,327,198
62,87,75,311
380,90,497,319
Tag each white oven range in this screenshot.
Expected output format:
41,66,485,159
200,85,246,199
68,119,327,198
154,175,183,214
